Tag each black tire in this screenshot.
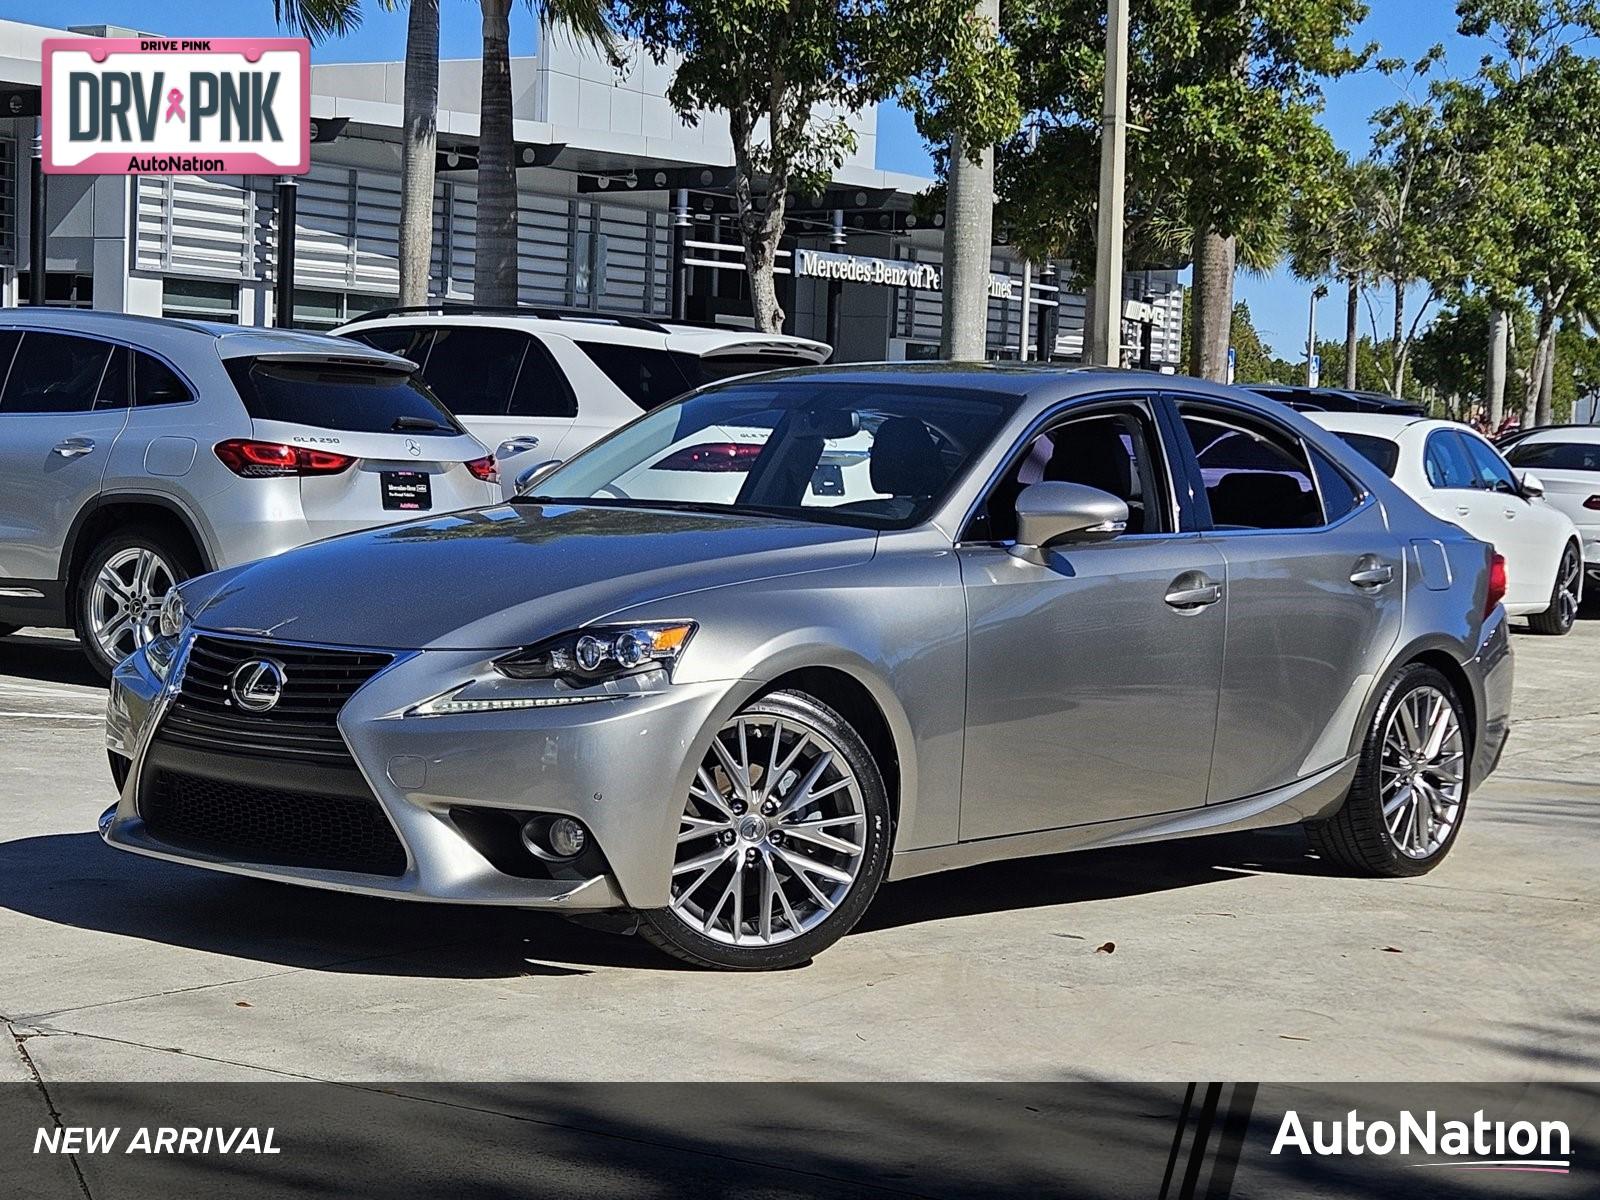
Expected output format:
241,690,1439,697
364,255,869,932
1526,542,1582,636
1308,663,1470,878
638,689,893,970
73,527,199,682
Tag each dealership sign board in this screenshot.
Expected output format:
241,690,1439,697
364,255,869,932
793,249,1015,301
42,38,310,175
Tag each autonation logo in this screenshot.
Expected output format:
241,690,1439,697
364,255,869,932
1272,1109,1572,1175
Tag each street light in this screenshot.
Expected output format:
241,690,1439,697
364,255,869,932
1307,283,1329,387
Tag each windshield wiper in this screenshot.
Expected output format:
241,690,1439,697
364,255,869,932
392,415,446,432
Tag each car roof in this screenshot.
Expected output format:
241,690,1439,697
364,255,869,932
1513,425,1600,446
0,308,410,368
1307,411,1441,439
336,308,831,360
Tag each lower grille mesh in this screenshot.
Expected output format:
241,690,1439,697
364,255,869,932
141,768,407,877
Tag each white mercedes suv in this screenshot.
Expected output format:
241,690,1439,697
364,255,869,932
334,306,831,492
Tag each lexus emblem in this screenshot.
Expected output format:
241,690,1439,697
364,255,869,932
406,438,421,457
230,659,288,713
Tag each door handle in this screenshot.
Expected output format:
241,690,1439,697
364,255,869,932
496,436,542,457
1349,558,1394,589
1455,506,1470,516
1503,509,1517,519
1165,573,1223,610
52,437,96,459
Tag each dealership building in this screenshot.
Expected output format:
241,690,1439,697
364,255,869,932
0,17,1184,366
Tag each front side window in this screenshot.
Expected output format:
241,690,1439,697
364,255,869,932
1461,433,1521,494
0,332,114,414
1423,431,1477,490
968,406,1169,542
1506,440,1600,472
527,380,1016,530
1178,408,1322,530
224,358,461,435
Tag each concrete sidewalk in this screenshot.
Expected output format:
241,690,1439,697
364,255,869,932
2,623,1596,1084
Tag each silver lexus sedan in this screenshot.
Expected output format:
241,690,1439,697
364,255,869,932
102,366,1513,970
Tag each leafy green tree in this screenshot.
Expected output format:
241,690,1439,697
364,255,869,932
1000,0,1369,381
611,0,1017,334
1441,2,1600,422
1287,153,1379,390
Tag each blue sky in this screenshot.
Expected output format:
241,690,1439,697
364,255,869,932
25,0,1480,357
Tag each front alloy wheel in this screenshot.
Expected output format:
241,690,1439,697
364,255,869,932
639,690,891,969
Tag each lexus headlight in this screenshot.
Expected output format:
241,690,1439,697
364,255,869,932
495,621,697,685
157,589,188,639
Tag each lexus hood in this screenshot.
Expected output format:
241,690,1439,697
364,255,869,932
185,503,876,651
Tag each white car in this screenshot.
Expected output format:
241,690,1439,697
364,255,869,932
1502,426,1600,594
1312,413,1583,634
335,307,830,493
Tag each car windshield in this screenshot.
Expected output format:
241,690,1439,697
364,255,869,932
1505,440,1600,472
1332,431,1401,477
524,380,1017,529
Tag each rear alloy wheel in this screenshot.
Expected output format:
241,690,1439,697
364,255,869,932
74,530,195,681
1527,543,1582,636
639,690,891,970
1308,664,1469,878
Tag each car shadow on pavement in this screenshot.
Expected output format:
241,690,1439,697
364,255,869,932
0,825,1332,977
0,632,105,689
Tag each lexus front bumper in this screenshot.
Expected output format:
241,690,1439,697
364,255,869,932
101,635,750,911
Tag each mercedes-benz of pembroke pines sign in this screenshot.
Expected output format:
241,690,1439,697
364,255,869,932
42,37,310,175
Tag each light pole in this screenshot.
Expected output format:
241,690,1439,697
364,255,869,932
1089,0,1130,367
1306,283,1328,387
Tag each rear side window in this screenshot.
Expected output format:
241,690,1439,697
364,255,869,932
508,338,578,418
1178,408,1323,530
1332,432,1400,477
96,346,130,409
577,343,698,411
345,326,435,365
0,332,114,414
224,359,461,435
413,327,528,417
1506,440,1600,472
1424,431,1477,489
134,352,193,407
1310,447,1363,522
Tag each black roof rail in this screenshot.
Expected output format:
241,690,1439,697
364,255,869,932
341,303,676,333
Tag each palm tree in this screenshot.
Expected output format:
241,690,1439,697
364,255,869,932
939,0,1000,361
274,0,438,306
475,0,613,306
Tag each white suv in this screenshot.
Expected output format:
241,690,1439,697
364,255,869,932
334,307,831,490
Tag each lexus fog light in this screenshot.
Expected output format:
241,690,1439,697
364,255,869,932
521,815,588,861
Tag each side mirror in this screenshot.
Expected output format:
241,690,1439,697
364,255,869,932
514,459,563,494
1518,470,1545,498
1009,481,1129,563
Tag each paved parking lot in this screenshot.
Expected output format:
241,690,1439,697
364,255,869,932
3,620,1597,1085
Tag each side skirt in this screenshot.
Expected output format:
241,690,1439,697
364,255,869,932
887,757,1357,883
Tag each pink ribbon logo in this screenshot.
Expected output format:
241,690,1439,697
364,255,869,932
164,88,185,123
